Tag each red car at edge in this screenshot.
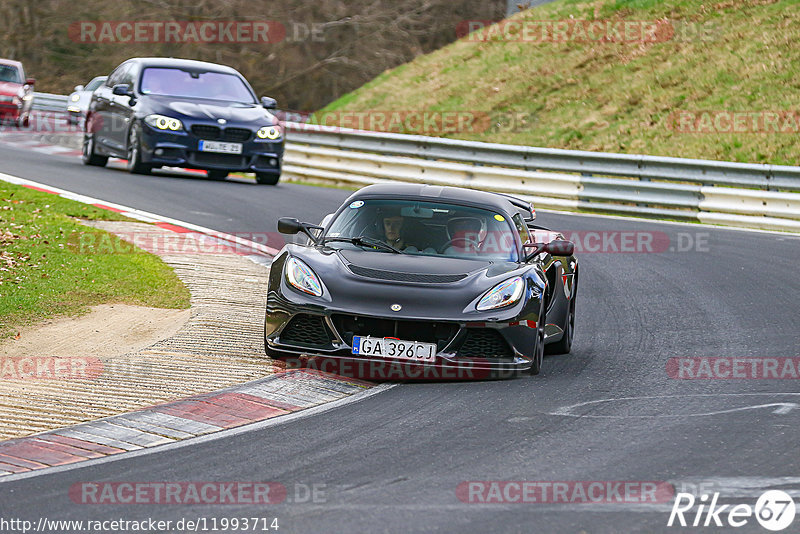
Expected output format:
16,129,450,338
0,58,35,127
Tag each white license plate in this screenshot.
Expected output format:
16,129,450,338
199,140,242,154
352,336,436,363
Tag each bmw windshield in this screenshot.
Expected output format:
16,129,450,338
324,199,519,262
139,67,255,103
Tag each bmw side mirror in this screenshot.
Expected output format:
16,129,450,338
74,84,84,92
112,84,131,96
261,96,277,110
25,78,35,86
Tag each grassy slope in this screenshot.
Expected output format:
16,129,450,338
0,183,190,338
319,0,800,165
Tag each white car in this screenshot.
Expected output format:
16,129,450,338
66,76,106,125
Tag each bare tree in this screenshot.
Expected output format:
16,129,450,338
0,0,505,110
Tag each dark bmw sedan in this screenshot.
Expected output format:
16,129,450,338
83,57,284,184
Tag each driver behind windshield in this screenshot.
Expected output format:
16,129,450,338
378,208,435,254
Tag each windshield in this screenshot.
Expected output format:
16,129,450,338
139,67,255,103
0,64,22,84
325,199,518,261
84,77,105,92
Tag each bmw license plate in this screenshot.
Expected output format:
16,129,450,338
352,336,436,363
199,140,242,154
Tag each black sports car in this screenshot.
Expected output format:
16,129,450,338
265,184,579,379
82,57,283,184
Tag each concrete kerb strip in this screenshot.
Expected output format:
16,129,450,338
0,171,380,477
0,370,375,478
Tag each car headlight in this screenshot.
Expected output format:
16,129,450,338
144,114,184,131
285,257,323,296
70,94,80,102
257,125,282,139
476,276,525,311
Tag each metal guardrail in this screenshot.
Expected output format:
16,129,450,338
32,92,69,112
283,122,800,232
27,92,800,232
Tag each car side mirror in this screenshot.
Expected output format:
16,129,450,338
74,84,84,92
278,217,303,235
261,96,277,109
545,240,574,256
112,84,131,96
524,240,575,261
277,217,321,244
25,78,35,86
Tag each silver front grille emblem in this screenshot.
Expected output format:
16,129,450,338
390,304,402,312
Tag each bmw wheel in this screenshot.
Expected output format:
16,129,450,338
207,170,229,180
82,131,108,167
127,126,151,175
255,172,280,185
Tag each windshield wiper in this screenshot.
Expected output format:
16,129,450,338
322,236,402,254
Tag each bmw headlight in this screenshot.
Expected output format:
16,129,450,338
285,257,323,297
257,125,282,140
144,114,184,131
476,276,525,311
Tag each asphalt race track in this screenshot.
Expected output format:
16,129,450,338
2,143,800,533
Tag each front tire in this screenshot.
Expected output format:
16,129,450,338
528,303,546,375
207,170,229,180
546,274,577,355
255,172,280,185
126,126,151,175
82,133,108,167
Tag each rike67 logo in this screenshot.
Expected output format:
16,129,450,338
668,490,796,531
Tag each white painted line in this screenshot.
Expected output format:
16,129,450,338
0,383,395,483
549,393,800,419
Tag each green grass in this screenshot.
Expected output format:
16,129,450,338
0,183,190,338
316,0,800,165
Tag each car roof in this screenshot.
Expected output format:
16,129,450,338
347,183,526,215
125,57,240,75
0,59,23,69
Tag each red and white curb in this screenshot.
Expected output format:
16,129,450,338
0,370,376,477
0,171,282,257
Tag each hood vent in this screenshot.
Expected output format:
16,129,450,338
348,264,467,284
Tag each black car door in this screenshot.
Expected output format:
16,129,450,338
108,63,138,153
92,63,128,154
